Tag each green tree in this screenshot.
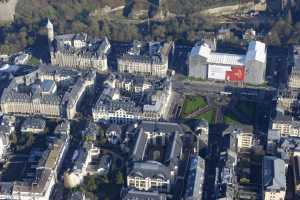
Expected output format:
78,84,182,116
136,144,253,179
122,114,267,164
152,24,166,39
84,175,98,192
115,171,124,185
71,21,88,33
99,175,109,183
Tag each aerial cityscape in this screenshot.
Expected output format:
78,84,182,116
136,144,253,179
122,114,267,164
0,0,300,200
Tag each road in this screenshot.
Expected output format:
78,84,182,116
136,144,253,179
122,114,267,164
173,79,277,103
173,80,225,95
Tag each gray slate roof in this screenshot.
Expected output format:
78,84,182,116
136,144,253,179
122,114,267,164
123,189,167,200
263,156,286,191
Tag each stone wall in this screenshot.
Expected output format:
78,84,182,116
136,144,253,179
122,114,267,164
0,0,18,22
200,1,266,16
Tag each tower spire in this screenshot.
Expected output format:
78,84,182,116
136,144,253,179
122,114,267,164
46,18,54,42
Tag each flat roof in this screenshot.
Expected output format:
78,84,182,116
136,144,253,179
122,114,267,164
208,52,245,66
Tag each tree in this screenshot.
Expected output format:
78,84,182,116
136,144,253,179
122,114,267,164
240,178,250,184
265,31,281,46
115,171,124,185
9,132,17,145
71,21,88,33
99,174,109,183
152,24,166,39
83,175,98,192
87,18,100,36
98,126,107,145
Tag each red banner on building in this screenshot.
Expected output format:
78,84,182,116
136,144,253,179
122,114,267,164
225,67,245,81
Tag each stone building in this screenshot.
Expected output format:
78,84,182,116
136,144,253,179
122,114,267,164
262,156,286,200
0,121,70,200
272,111,300,138
189,40,267,85
123,121,183,199
47,19,111,72
117,41,174,77
292,156,300,198
288,45,300,89
223,125,254,151
184,156,205,200
0,65,96,119
92,73,172,123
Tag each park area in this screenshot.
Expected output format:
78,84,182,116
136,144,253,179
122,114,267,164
224,100,256,125
181,96,216,124
181,96,207,117
194,109,216,124
181,95,257,125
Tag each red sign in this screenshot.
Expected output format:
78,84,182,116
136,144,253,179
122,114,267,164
225,67,245,81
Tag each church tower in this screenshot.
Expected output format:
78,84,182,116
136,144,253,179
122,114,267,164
46,18,54,43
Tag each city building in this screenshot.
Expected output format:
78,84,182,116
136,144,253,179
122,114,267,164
20,117,46,134
64,143,101,188
47,19,111,72
97,154,112,175
0,115,15,162
192,120,209,145
215,130,238,200
106,124,122,145
292,156,300,198
0,64,96,119
0,115,16,136
13,52,31,65
184,156,205,200
223,125,254,151
215,123,260,200
0,132,10,163
191,120,209,154
243,28,257,41
272,111,300,137
276,93,297,113
125,121,183,198
267,129,281,155
92,73,172,123
267,0,289,13
64,123,101,188
122,189,167,200
117,41,174,77
188,40,267,85
288,45,300,89
262,156,286,200
0,121,70,200
68,191,86,200
267,130,300,167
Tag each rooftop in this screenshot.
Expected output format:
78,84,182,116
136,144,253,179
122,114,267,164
21,117,46,132
93,74,171,117
0,121,69,196
293,156,300,183
119,41,172,65
129,161,171,180
263,156,286,190
51,33,110,58
123,189,167,200
130,121,183,174
208,52,245,66
292,45,300,72
185,156,205,199
245,41,266,63
190,40,266,66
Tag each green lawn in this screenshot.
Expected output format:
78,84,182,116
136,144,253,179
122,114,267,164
236,101,256,120
194,109,215,124
224,114,240,125
27,56,40,65
182,96,207,116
